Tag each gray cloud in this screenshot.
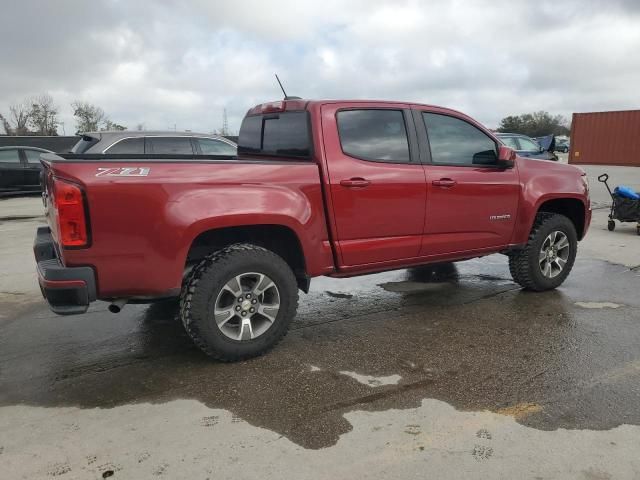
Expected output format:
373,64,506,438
1,0,639,134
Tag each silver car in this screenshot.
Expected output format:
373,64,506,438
71,131,237,156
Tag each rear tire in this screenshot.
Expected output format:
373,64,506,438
608,220,616,231
508,213,577,291
180,243,298,361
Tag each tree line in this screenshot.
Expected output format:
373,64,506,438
0,93,127,136
496,111,570,137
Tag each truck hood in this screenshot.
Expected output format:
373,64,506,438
517,155,584,175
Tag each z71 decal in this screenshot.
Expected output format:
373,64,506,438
96,167,150,177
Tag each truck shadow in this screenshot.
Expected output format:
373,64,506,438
1,257,640,449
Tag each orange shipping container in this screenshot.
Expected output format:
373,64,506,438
570,110,640,167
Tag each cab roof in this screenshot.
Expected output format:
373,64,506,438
246,99,469,118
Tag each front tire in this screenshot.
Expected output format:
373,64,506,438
180,243,298,361
508,213,577,291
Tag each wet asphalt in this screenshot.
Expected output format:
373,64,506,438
1,254,639,450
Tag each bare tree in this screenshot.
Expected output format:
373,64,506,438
72,101,127,132
0,114,13,135
9,102,31,135
29,94,59,135
72,101,106,133
104,120,127,131
0,100,32,135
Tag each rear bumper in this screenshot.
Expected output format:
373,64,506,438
34,226,96,315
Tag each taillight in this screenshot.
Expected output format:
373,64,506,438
53,178,88,248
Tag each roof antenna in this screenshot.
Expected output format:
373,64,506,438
275,74,302,100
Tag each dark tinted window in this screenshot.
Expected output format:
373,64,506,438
25,149,45,164
147,137,194,155
337,109,410,162
238,112,311,158
197,138,237,155
0,149,20,164
105,137,145,154
238,116,262,151
423,113,497,166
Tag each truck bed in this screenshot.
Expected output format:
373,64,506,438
41,153,335,299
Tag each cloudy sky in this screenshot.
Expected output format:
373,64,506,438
1,0,639,134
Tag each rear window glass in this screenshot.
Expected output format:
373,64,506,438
238,112,311,159
196,138,237,155
517,137,541,151
105,137,145,154
71,135,99,154
498,136,519,149
146,137,194,155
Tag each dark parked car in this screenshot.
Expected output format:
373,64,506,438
555,139,570,153
0,146,52,194
70,131,237,155
496,133,558,161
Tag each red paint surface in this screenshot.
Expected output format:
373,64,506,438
42,100,591,300
570,110,640,167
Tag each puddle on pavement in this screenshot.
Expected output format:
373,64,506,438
575,301,623,309
495,402,543,420
1,399,639,479
338,370,402,387
1,256,640,450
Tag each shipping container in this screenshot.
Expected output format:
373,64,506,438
570,110,640,167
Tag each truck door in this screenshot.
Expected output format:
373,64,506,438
0,148,25,191
415,109,520,255
321,103,427,266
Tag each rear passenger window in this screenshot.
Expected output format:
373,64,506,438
146,137,194,155
0,149,21,164
423,113,497,166
197,138,237,155
337,110,410,163
105,138,144,154
25,150,44,164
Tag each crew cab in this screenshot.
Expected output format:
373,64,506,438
34,99,591,361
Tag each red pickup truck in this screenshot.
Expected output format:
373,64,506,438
35,99,591,360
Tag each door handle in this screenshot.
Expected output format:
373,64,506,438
340,177,371,188
432,178,456,188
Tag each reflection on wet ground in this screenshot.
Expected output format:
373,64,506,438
1,255,640,449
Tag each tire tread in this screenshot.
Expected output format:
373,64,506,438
508,212,575,291
180,243,298,361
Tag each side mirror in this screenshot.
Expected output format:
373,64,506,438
497,145,516,168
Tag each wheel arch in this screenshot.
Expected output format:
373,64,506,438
536,197,587,239
184,224,310,292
